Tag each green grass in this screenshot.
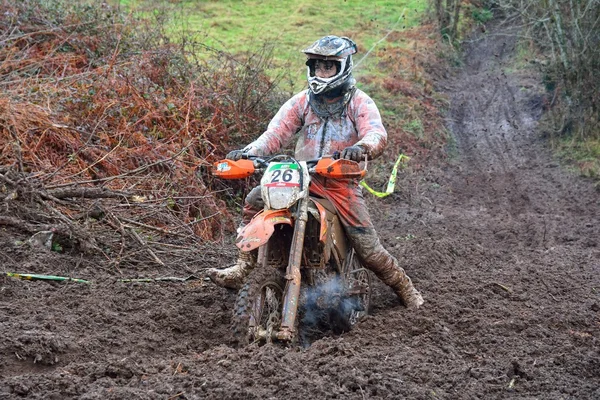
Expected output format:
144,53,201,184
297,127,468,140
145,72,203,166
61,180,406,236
555,136,600,180
403,118,424,138
114,0,428,90
470,5,493,24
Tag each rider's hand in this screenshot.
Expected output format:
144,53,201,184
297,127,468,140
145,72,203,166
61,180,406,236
226,150,246,161
340,145,366,162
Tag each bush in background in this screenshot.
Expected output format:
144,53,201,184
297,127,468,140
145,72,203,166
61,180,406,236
0,0,287,240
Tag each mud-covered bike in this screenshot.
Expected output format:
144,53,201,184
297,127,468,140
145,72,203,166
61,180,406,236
214,154,372,345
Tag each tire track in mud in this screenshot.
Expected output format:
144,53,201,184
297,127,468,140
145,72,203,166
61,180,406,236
450,35,532,175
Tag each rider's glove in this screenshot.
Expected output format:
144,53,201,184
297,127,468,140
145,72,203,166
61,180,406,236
340,145,366,162
226,150,246,161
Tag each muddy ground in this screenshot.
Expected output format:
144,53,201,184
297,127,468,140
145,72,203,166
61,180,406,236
1,22,599,400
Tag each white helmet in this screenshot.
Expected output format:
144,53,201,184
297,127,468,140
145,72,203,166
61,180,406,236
303,36,357,95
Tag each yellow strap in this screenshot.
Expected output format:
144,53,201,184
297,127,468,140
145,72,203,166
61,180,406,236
360,154,410,198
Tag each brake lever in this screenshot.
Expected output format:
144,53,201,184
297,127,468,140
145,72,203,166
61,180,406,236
252,157,269,168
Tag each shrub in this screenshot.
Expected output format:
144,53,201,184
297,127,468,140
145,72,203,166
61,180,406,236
0,0,287,241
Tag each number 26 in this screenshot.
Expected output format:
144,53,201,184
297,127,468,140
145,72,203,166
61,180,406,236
271,169,293,183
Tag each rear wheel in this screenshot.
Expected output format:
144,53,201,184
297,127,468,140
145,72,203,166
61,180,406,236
345,261,371,326
231,266,285,346
333,252,371,332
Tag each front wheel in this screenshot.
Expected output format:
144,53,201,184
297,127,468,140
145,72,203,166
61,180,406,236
231,266,286,346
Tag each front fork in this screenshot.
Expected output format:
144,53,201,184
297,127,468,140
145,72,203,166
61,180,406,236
276,196,309,341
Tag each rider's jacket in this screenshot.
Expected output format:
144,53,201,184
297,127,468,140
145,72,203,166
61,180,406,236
244,89,387,161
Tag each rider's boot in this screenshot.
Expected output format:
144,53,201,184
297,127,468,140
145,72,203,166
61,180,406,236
388,270,424,309
368,259,424,308
348,228,424,309
206,250,256,290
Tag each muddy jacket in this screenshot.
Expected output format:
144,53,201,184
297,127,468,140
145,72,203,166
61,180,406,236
244,89,387,160
242,88,387,229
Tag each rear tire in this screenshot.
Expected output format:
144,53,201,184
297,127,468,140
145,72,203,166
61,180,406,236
231,266,286,347
332,253,372,333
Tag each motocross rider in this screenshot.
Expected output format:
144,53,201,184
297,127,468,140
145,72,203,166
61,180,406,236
207,35,424,308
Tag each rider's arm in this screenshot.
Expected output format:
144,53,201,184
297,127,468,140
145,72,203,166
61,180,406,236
243,92,307,156
350,90,388,159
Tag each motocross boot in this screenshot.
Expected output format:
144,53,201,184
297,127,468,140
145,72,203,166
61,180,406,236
348,227,424,309
369,260,424,309
390,271,424,309
206,250,257,290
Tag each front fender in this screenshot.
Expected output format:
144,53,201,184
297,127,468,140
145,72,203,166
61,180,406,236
236,209,293,251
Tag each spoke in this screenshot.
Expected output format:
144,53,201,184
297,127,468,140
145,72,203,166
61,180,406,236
250,284,283,342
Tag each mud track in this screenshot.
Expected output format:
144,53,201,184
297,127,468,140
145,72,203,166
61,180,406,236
1,23,598,399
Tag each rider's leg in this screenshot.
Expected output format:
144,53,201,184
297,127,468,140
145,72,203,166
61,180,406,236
240,185,264,227
310,176,423,308
207,186,262,289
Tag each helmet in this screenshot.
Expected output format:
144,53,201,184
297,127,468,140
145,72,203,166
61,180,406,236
302,35,357,95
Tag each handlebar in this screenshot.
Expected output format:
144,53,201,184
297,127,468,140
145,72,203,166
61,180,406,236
215,153,366,180
235,152,342,168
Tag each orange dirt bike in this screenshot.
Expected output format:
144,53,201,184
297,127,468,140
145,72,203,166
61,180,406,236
213,154,372,346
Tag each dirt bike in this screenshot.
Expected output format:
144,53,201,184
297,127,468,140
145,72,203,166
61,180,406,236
213,154,372,346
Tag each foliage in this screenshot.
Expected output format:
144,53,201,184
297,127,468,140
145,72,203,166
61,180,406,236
0,0,451,248
0,0,287,241
495,0,600,178
430,0,464,42
471,5,494,24
428,0,494,42
115,0,448,182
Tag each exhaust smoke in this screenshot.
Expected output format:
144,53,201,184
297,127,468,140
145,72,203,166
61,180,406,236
298,276,361,346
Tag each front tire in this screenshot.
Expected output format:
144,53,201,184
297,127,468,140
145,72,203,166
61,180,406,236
231,266,286,346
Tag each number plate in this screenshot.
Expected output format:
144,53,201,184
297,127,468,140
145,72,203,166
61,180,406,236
263,163,300,188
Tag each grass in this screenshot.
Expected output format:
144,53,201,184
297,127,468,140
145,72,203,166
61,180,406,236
114,0,428,91
540,95,600,182
555,136,600,180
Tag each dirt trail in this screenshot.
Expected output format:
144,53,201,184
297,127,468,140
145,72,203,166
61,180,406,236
1,22,599,400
